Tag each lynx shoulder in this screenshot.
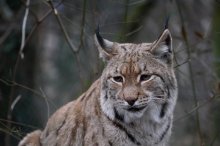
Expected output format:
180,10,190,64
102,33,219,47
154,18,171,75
19,28,178,146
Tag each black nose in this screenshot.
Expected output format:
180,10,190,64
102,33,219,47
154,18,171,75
126,99,137,106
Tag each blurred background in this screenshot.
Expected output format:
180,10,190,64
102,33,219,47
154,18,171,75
0,0,220,146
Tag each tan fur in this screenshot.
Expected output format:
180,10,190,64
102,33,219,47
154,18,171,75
19,29,177,146
19,130,41,146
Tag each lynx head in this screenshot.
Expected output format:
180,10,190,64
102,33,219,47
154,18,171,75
94,28,177,123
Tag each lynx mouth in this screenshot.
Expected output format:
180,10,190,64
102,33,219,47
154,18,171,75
126,106,146,112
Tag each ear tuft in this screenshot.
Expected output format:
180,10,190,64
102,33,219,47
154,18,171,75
94,27,117,61
164,15,170,30
95,26,105,49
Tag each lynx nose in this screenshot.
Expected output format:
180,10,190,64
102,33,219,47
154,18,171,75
126,99,137,106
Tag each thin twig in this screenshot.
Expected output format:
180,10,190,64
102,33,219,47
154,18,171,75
19,0,30,59
174,58,190,68
0,78,57,109
127,0,146,6
175,0,204,145
174,96,216,122
0,127,21,140
5,45,21,146
0,23,15,45
39,88,50,119
47,0,78,53
0,121,22,140
101,20,139,27
47,0,87,90
22,1,64,50
125,25,143,37
119,0,130,41
10,95,21,112
17,0,64,57
3,1,63,145
0,118,39,129
78,0,87,50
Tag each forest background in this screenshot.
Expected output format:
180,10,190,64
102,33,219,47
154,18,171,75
0,0,220,146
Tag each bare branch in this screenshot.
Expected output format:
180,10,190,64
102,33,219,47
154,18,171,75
175,0,204,145
174,96,216,122
47,0,78,54
0,118,38,129
10,95,21,112
174,58,190,68
78,0,87,50
19,0,30,59
39,88,50,120
0,78,57,109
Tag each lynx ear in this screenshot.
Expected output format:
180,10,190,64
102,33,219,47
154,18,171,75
94,28,117,61
150,29,173,64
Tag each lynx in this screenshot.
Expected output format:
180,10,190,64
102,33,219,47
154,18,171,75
19,28,177,146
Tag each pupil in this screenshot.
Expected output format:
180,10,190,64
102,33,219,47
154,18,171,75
140,75,151,81
114,76,123,82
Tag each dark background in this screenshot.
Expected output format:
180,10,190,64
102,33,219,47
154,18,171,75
0,0,220,146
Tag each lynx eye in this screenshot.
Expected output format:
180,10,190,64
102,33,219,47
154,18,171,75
139,74,152,82
112,76,124,83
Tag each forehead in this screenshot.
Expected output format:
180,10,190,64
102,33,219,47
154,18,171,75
108,43,164,76
115,43,153,63
116,43,153,63
118,43,152,53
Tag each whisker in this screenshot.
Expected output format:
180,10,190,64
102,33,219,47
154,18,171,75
139,99,150,103
114,101,125,106
153,94,166,97
150,97,168,102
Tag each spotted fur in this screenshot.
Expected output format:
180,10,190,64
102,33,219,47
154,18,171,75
19,29,177,146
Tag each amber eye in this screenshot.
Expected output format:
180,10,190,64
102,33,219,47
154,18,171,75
112,76,123,83
140,74,151,82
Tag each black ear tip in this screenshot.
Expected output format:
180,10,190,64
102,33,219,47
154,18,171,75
95,25,105,48
95,25,100,36
164,15,170,29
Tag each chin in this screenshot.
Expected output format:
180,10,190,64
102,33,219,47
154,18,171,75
116,106,147,123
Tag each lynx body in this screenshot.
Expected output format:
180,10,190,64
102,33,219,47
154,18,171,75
19,29,177,146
